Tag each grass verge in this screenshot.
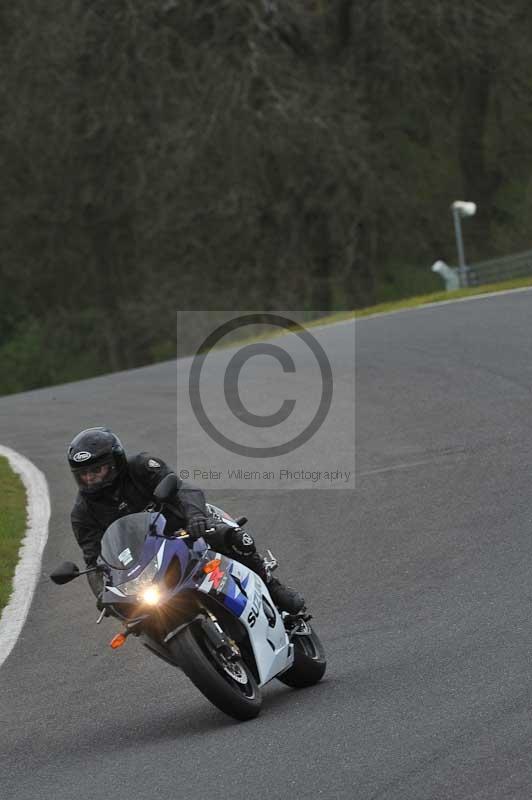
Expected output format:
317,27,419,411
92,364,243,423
0,456,27,614
208,276,532,353
313,275,532,327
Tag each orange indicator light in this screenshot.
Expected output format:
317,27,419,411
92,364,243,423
203,559,222,574
110,633,127,649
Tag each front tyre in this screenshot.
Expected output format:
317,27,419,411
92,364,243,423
169,624,262,721
277,623,326,688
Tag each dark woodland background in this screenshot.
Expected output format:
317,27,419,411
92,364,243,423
1,1,531,394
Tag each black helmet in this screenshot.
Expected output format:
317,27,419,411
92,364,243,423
67,427,126,495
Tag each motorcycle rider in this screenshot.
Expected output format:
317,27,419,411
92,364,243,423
68,427,305,614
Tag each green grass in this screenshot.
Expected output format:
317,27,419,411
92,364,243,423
315,275,532,326
207,276,532,353
0,456,27,614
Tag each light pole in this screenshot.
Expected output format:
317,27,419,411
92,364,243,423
431,260,460,291
451,200,477,288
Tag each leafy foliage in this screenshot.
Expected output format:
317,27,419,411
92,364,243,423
1,1,531,393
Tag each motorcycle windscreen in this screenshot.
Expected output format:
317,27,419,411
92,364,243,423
100,512,166,570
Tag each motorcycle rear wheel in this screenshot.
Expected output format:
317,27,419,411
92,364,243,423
276,624,326,688
169,624,262,721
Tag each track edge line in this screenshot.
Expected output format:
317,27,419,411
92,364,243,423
0,445,50,669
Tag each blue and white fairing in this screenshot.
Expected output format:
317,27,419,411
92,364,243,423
202,502,294,683
101,507,294,686
196,555,293,685
102,513,192,602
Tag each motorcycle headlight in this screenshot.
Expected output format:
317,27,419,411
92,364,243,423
116,557,159,597
141,586,161,606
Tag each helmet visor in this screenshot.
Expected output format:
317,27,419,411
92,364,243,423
72,457,116,493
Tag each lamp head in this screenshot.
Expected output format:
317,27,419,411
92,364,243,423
452,200,477,218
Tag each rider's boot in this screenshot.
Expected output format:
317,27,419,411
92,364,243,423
245,552,306,614
224,528,306,614
266,576,306,614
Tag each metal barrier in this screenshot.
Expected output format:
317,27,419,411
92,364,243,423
466,248,532,287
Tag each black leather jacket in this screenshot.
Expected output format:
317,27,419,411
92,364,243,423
71,452,207,566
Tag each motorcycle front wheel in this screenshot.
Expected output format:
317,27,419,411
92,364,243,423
169,624,262,721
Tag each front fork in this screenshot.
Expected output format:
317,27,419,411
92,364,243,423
163,611,242,664
197,613,242,661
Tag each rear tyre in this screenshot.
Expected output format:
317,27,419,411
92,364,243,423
169,624,262,721
276,624,326,688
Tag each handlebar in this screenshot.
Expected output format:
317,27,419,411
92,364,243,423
165,526,217,540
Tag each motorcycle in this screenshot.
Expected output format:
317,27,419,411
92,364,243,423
51,474,326,720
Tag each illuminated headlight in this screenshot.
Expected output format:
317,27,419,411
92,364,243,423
141,586,161,606
117,557,159,597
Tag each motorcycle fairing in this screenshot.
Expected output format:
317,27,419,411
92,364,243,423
196,555,293,685
100,508,294,686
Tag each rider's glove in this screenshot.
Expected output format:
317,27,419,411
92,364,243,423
227,528,256,556
203,525,256,555
187,515,207,540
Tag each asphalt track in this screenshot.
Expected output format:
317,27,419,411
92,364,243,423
2,292,532,799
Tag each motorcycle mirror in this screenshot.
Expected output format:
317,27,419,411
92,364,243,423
153,473,179,503
50,561,81,585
